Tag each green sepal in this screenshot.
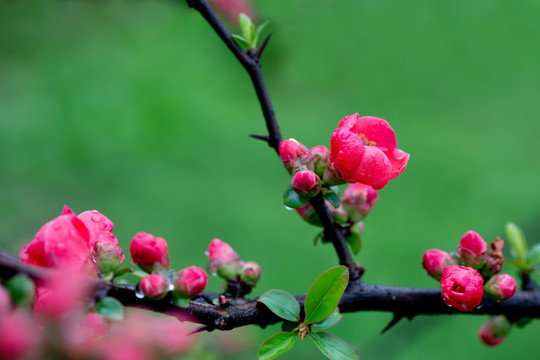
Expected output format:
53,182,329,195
113,267,134,279
309,332,361,360
311,308,343,331
323,189,341,208
283,184,310,208
95,297,124,321
345,231,362,255
258,289,300,322
132,270,148,279
314,231,324,246
172,293,191,308
6,274,35,307
257,332,296,360
506,222,527,262
304,266,349,324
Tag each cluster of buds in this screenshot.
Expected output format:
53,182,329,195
207,239,262,296
422,230,518,345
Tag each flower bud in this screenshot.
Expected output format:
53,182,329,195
174,266,208,298
240,261,261,287
457,230,488,268
0,311,39,359
422,249,456,280
140,274,170,300
207,239,240,280
342,183,379,222
309,145,329,178
292,170,322,198
279,139,313,174
440,265,484,312
484,273,517,301
93,232,124,274
129,232,170,273
322,161,346,186
479,315,511,346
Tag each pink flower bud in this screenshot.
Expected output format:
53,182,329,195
174,266,208,298
212,0,256,24
0,311,39,359
479,315,511,346
240,261,261,287
207,239,240,280
292,170,322,198
422,249,456,280
93,232,124,274
440,265,484,312
484,273,517,301
342,183,379,222
279,139,313,174
309,145,329,178
130,232,170,273
78,210,114,249
457,230,488,268
140,274,170,300
329,114,409,190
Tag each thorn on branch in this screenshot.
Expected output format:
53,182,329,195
380,313,405,334
188,325,209,335
255,32,272,61
249,134,270,142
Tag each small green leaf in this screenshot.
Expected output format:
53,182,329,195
239,13,254,43
232,34,250,49
527,243,540,265
345,231,362,255
113,267,134,279
506,222,527,261
283,184,310,208
258,332,296,360
304,266,349,324
95,297,124,320
258,289,300,322
311,308,343,331
6,274,35,306
314,231,324,246
132,270,148,279
309,332,360,360
172,297,191,308
253,20,269,48
323,190,341,208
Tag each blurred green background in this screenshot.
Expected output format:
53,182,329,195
1,0,540,358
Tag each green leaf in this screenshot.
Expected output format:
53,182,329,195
309,332,360,360
6,274,35,306
257,332,296,360
323,189,341,208
345,231,361,255
506,222,527,261
132,270,148,279
253,20,269,48
232,34,250,49
238,13,254,43
311,308,343,331
283,184,310,208
95,297,124,320
527,243,540,265
113,267,134,279
258,289,300,322
313,231,324,246
304,266,349,324
172,296,191,308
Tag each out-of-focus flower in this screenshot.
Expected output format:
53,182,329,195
211,0,256,24
78,210,115,249
0,310,40,359
342,183,379,222
310,145,329,178
479,315,512,346
440,265,484,312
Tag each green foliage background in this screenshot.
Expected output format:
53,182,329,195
1,0,540,359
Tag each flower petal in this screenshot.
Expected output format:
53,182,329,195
330,127,366,180
388,148,410,179
349,146,392,190
347,116,397,153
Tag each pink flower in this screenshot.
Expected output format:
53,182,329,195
484,274,517,301
129,232,170,273
0,310,39,359
422,249,456,280
140,274,170,300
478,316,511,346
342,183,379,221
211,0,256,23
174,266,208,298
0,285,11,313
207,239,240,280
19,206,95,274
329,114,409,190
440,265,484,312
292,169,322,197
78,210,114,249
457,230,488,267
279,139,313,175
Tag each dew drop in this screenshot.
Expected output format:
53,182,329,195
284,205,294,211
135,286,145,299
204,251,209,256
211,272,217,277
92,215,102,223
52,223,61,230
168,284,175,291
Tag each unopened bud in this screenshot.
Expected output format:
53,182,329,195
130,232,170,273
207,239,241,280
479,315,511,346
457,230,488,268
322,161,346,186
174,266,208,298
485,273,517,301
422,249,456,280
279,139,313,174
342,183,379,222
440,265,484,312
93,232,124,274
292,170,322,198
140,274,170,300
240,261,262,287
309,145,329,178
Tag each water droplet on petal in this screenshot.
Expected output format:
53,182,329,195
135,286,145,299
52,223,61,230
92,215,102,223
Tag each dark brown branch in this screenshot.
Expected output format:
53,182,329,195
3,252,540,332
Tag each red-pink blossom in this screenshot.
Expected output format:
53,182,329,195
211,0,256,23
440,265,484,312
342,183,379,221
279,139,313,175
485,274,517,301
478,315,511,346
129,232,170,273
457,230,488,267
140,274,170,300
422,249,456,280
329,114,409,190
292,169,322,197
207,238,240,280
0,310,39,359
0,285,11,313
174,266,208,298
78,210,114,249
